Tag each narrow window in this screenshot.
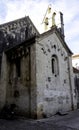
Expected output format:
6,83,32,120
52,58,55,73
51,55,59,76
15,58,21,77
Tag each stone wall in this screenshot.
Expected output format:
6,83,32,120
0,16,39,117
0,43,37,118
36,32,73,118
68,57,77,110
73,71,79,108
0,53,8,109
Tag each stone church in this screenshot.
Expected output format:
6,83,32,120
0,12,77,118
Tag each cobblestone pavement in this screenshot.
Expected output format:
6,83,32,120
0,110,79,130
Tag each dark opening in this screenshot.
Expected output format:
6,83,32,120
52,58,55,73
15,58,21,77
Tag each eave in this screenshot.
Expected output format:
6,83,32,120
39,26,73,55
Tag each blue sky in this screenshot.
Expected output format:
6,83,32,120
0,0,79,54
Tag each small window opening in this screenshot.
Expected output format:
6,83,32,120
52,58,55,73
15,58,21,77
51,55,59,76
54,45,56,49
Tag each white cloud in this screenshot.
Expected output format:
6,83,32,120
2,0,49,23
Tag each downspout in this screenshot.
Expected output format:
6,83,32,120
67,56,74,110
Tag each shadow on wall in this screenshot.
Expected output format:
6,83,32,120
74,76,79,108
0,103,18,119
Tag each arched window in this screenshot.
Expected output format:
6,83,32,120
52,58,55,73
51,55,59,76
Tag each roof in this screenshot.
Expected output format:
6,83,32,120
39,26,73,55
0,16,39,34
0,16,39,53
72,54,79,59
73,67,79,73
0,16,72,56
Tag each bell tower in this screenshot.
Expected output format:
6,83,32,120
42,4,64,39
